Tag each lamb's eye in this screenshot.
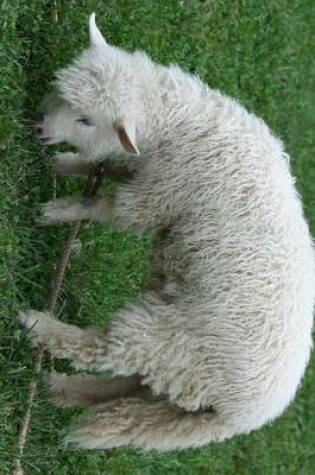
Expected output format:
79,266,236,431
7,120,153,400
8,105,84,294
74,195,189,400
76,117,94,126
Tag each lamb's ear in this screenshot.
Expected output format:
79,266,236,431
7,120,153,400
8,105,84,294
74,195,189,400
89,13,107,48
114,119,140,156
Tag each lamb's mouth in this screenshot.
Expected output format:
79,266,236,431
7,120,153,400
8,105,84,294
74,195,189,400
38,136,57,145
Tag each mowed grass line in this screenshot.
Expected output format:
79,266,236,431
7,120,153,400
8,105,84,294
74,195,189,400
1,1,315,474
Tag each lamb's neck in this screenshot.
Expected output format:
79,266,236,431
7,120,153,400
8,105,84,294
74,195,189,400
136,64,227,151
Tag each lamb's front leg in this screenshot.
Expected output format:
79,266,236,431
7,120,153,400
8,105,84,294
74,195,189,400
46,373,142,407
53,153,136,181
39,176,162,232
38,193,114,226
53,152,94,177
18,310,109,371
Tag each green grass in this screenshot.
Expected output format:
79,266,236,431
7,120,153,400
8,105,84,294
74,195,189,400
1,0,315,473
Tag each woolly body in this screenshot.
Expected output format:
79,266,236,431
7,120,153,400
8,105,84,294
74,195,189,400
22,14,315,450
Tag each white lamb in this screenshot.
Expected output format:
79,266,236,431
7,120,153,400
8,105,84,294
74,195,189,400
19,13,315,450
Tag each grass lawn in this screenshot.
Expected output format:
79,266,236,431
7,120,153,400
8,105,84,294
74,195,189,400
1,0,315,473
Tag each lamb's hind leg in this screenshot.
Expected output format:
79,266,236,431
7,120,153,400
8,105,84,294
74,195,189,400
65,397,174,450
64,396,218,451
18,293,181,381
18,309,110,371
46,372,142,407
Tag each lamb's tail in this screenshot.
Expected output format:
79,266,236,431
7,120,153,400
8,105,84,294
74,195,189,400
65,397,235,451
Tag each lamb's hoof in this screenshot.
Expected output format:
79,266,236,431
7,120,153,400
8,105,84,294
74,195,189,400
18,309,56,347
51,152,76,175
35,199,77,226
43,371,80,407
34,201,59,226
43,371,67,405
43,370,63,387
18,309,41,330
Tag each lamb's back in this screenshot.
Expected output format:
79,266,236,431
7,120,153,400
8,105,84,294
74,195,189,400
145,82,315,427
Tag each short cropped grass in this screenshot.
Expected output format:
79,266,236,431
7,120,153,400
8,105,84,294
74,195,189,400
1,1,315,474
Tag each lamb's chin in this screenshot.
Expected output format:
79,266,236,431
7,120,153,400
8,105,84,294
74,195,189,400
38,136,62,146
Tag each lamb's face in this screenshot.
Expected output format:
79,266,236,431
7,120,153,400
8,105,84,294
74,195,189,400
37,91,97,149
37,14,140,159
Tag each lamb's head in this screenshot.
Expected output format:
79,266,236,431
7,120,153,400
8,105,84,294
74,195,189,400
37,14,147,159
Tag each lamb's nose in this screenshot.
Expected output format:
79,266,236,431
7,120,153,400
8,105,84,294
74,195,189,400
33,112,44,123
31,112,44,136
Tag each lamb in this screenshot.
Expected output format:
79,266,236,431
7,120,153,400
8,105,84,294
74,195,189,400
19,13,315,451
